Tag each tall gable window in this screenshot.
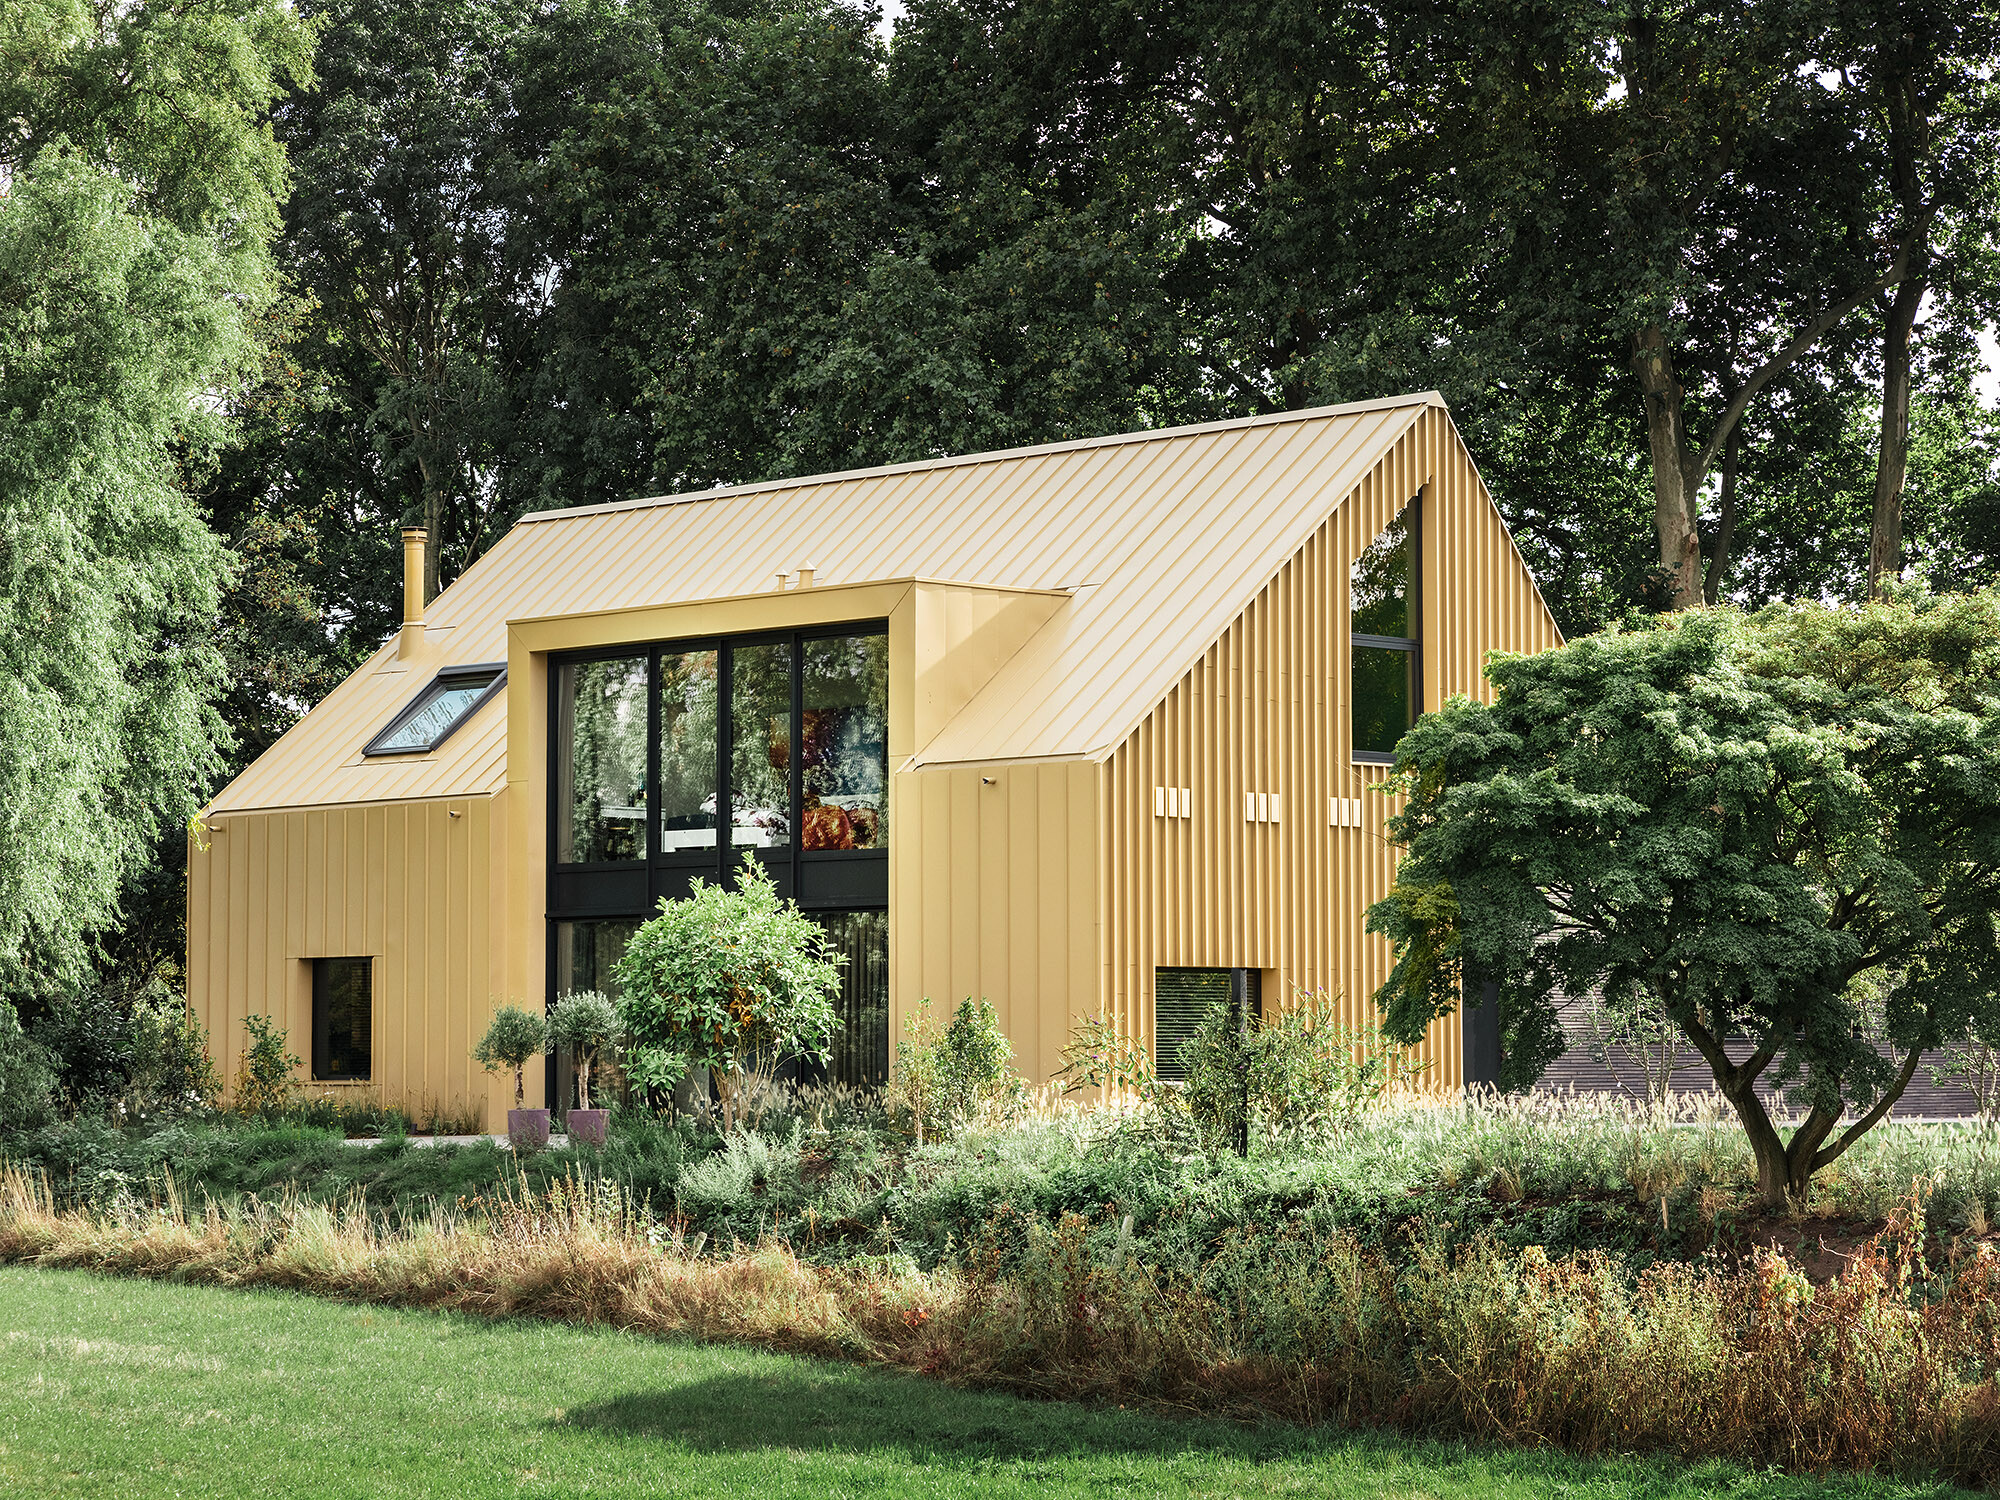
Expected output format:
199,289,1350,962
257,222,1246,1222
1352,500,1421,762
366,664,505,756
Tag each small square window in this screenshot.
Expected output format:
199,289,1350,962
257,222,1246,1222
365,664,506,756
313,958,372,1081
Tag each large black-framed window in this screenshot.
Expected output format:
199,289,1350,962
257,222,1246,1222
1352,498,1422,762
547,625,890,1085
312,957,373,1081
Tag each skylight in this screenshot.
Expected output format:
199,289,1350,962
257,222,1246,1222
365,664,506,756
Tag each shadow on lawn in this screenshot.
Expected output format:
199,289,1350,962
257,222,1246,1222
556,1370,1965,1497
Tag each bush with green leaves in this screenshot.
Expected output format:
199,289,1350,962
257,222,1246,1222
613,858,842,1131
547,989,622,1111
0,999,55,1131
1370,589,2000,1209
231,1014,299,1116
472,1006,549,1109
890,997,1017,1145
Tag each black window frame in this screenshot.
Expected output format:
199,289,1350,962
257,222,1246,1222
546,622,890,918
1351,496,1422,765
311,956,373,1082
364,662,508,757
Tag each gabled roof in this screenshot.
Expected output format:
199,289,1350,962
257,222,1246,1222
208,392,1449,813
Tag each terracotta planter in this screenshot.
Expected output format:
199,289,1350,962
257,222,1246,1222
568,1108,608,1146
507,1107,550,1150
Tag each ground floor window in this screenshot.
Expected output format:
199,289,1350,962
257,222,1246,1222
1152,967,1259,1082
551,918,640,1111
312,958,372,1081
815,910,888,1088
549,908,887,1100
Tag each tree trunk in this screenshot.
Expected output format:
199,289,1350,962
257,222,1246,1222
1869,275,1923,599
1703,423,1743,605
1630,326,1704,609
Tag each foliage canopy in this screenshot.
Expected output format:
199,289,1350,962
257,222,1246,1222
1369,589,2000,1206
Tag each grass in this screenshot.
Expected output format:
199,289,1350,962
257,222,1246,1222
0,1265,1976,1500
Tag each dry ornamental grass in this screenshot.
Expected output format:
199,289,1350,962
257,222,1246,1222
5,1159,2000,1487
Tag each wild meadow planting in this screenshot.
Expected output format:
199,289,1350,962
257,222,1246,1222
9,1086,2000,1486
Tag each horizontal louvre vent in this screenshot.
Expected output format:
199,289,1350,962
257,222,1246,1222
1153,967,1260,1082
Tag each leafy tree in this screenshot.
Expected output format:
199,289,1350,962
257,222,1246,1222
547,988,622,1111
279,0,535,600
1369,590,2000,1208
613,858,842,1132
0,0,314,993
473,1004,550,1109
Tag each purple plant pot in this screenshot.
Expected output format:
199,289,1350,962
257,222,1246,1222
507,1107,550,1151
568,1108,608,1147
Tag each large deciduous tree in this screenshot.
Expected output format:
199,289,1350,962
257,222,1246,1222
0,0,314,991
1368,590,2000,1209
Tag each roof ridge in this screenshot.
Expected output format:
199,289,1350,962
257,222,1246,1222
514,392,1444,526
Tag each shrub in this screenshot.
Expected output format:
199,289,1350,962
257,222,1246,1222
128,993,220,1118
614,858,842,1131
1180,992,1430,1153
0,1000,55,1131
231,1014,300,1115
547,989,622,1111
31,987,137,1114
472,1006,549,1109
890,997,1017,1145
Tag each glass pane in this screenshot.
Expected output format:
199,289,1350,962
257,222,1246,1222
816,910,888,1087
730,641,793,847
375,673,496,752
1353,643,1416,756
553,919,640,1112
801,634,889,851
312,957,371,1081
557,657,649,863
1353,506,1414,639
656,649,720,853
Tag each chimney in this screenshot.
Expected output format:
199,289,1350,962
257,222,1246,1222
398,527,426,659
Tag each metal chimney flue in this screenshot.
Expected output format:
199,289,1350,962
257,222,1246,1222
398,527,426,658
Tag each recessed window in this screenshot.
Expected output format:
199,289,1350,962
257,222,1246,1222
365,664,505,756
1153,967,1259,1082
1352,500,1421,761
802,634,889,850
312,957,372,1081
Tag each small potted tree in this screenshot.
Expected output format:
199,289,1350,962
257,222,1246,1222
548,988,622,1146
473,1004,550,1148
613,856,843,1131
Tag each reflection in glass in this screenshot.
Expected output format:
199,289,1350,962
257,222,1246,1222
801,634,889,850
1352,505,1413,639
371,670,499,753
552,919,639,1111
730,641,792,847
557,657,649,863
815,910,888,1086
657,649,719,853
1353,644,1417,756
312,957,372,1081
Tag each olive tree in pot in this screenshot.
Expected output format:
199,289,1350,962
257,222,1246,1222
473,1004,550,1148
613,857,843,1132
548,988,622,1145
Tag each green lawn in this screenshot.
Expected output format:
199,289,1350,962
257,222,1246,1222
0,1265,1974,1500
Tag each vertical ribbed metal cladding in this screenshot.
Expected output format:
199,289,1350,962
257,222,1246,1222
1106,408,1562,1094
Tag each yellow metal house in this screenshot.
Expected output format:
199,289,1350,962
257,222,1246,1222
187,393,1561,1127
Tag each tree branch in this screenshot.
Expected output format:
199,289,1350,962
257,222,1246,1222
1810,1044,1925,1173
1692,249,1908,484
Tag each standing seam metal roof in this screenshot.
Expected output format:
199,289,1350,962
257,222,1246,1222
207,393,1444,813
